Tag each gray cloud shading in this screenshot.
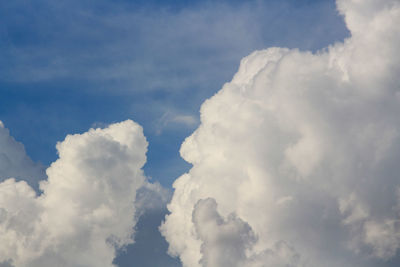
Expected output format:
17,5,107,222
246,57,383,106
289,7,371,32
161,0,400,266
0,121,45,189
193,198,303,267
0,260,14,267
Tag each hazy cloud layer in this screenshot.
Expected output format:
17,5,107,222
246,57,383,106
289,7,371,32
0,0,346,91
161,0,400,266
0,121,45,188
0,120,167,267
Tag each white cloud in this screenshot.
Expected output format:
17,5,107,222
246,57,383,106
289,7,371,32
171,115,197,127
155,111,198,135
161,0,400,266
0,120,164,267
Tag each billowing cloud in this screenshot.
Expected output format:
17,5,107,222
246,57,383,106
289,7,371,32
192,198,302,267
161,0,400,266
0,120,165,267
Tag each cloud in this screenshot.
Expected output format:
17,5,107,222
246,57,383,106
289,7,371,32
192,198,302,267
0,0,347,92
192,198,256,267
0,120,165,267
155,111,198,135
161,0,400,266
0,121,46,189
171,115,197,127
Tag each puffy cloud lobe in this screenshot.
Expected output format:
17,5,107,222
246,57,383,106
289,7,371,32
161,0,400,266
192,198,255,267
0,120,154,267
192,198,302,267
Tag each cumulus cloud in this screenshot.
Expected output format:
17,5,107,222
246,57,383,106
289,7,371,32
161,0,400,266
0,120,165,267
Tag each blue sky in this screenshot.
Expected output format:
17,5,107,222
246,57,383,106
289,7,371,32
0,0,350,266
0,0,348,188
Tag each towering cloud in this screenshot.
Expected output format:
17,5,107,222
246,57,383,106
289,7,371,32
0,120,159,267
161,0,400,266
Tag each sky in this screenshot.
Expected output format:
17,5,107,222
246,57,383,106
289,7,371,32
0,0,348,188
1,0,400,267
